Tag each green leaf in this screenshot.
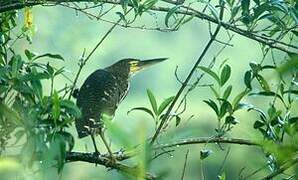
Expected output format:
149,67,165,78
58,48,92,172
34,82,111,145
288,117,298,124
225,115,239,125
30,68,43,100
20,72,50,81
121,0,129,12
116,12,127,24
127,107,155,119
0,101,22,125
33,53,64,61
219,100,233,118
210,86,220,99
292,30,298,37
142,0,158,12
200,149,212,160
54,67,65,76
252,0,259,5
175,115,181,127
248,107,267,121
48,134,66,173
244,70,252,89
157,96,175,116
61,100,81,118
254,120,265,129
165,5,182,27
52,91,60,123
256,74,270,91
232,89,249,110
46,63,54,76
277,54,298,74
11,55,23,78
203,99,219,116
198,0,219,21
24,49,36,60
241,0,250,15
222,85,232,100
249,61,261,73
147,89,158,115
58,131,75,152
283,90,298,95
249,91,285,105
197,66,220,85
235,102,253,110
218,173,226,180
220,65,231,86
253,3,271,20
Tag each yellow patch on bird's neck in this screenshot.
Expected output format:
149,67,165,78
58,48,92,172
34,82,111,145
129,60,141,73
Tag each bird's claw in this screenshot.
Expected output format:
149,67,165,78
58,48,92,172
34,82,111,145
107,156,117,166
93,151,101,157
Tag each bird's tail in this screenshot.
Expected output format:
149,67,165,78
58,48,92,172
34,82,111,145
75,116,102,138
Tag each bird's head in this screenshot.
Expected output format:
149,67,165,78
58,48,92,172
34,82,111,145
106,58,168,77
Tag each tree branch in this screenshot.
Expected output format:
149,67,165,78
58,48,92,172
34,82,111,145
154,137,260,149
64,137,259,165
63,151,156,179
1,0,297,54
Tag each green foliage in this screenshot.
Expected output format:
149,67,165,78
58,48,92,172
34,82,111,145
199,62,247,136
0,0,298,179
200,149,213,160
128,89,176,127
0,11,81,176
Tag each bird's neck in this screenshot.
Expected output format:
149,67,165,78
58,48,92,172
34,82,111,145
105,67,130,80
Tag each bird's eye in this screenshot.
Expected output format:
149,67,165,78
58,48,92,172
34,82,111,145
129,60,139,67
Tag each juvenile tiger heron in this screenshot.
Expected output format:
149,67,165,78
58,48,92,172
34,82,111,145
74,58,167,157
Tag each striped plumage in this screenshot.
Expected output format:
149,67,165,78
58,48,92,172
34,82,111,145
75,59,132,138
74,57,167,155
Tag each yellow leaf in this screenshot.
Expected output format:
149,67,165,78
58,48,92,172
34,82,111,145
24,7,33,28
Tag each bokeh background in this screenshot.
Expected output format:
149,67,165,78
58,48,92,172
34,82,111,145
7,4,295,180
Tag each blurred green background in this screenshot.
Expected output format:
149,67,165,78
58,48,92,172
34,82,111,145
7,4,295,180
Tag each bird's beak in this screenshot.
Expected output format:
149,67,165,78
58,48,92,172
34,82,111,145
129,58,168,74
138,58,168,69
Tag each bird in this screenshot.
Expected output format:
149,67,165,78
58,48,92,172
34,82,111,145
74,58,167,157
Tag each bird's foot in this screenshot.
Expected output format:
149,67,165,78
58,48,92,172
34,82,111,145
93,150,101,157
92,151,101,167
106,155,117,166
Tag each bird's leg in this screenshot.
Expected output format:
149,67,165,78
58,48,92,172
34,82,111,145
90,134,100,156
99,131,116,163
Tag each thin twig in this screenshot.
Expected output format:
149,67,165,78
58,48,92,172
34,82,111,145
154,137,260,150
1,1,297,54
217,147,231,175
150,1,225,144
262,156,298,180
180,149,189,180
68,8,132,99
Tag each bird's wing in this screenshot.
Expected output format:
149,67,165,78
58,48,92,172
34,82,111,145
76,69,121,138
77,69,120,118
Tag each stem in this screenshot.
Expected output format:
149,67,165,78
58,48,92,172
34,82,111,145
154,137,260,149
180,149,189,180
262,156,298,180
150,1,225,144
1,1,297,54
68,8,132,99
